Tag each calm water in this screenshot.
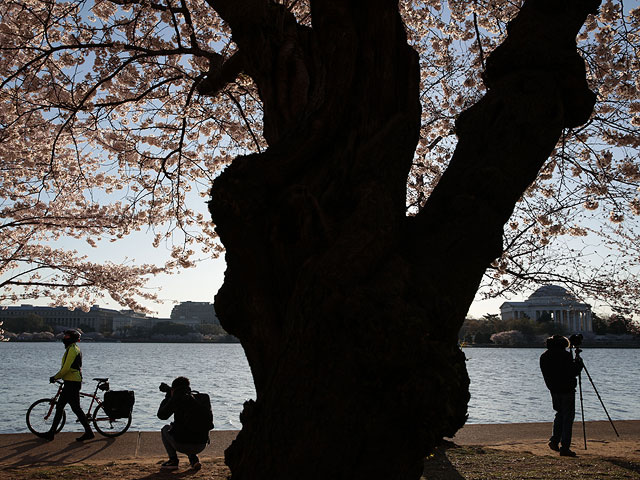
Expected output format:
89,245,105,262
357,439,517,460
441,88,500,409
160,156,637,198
1,343,638,433
0,342,254,434
465,347,640,424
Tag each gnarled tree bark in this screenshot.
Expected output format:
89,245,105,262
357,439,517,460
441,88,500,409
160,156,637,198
207,0,601,478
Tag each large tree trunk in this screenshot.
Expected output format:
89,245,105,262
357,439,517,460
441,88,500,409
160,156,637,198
207,0,600,478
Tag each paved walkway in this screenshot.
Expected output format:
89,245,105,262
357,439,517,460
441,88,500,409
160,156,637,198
1,421,638,467
451,419,640,445
0,430,238,467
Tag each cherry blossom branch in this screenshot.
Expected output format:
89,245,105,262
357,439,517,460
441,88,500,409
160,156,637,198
226,91,262,153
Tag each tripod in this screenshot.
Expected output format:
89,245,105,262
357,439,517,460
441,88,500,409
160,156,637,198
572,346,620,450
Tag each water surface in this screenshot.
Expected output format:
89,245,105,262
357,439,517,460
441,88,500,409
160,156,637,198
1,343,637,433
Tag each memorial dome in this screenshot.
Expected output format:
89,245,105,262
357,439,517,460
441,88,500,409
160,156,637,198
527,285,574,300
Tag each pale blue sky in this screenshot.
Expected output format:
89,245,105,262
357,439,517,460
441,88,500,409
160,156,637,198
21,236,611,320
16,224,507,318
12,191,618,319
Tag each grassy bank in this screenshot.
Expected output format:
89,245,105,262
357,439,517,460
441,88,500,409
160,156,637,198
3,445,639,479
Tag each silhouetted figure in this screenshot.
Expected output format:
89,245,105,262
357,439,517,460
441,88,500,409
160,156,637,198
157,376,211,471
42,329,94,442
539,335,583,457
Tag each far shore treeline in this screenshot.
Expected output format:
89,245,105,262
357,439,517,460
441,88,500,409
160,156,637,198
460,313,640,348
0,314,238,343
2,312,639,347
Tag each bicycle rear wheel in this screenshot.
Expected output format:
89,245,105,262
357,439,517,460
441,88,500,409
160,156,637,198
92,403,131,437
26,399,65,436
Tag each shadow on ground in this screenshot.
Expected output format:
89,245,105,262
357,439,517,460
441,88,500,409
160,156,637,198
422,442,466,480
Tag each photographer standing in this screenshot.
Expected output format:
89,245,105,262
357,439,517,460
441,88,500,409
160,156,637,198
539,335,583,457
157,377,213,471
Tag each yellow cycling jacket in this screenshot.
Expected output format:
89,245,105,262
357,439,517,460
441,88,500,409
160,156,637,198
54,343,83,382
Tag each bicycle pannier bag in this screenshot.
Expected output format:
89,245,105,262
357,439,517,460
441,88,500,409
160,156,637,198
103,390,135,419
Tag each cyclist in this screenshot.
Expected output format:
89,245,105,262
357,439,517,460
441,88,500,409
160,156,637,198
40,329,95,442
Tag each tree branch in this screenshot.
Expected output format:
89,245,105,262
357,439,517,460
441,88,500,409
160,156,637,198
196,51,244,97
411,0,602,313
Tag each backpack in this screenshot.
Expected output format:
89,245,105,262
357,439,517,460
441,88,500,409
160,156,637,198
182,391,214,434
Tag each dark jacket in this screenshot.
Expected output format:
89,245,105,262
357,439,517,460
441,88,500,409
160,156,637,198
157,386,208,444
540,348,583,394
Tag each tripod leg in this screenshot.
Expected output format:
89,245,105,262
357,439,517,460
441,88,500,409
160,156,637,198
582,364,620,437
579,373,586,450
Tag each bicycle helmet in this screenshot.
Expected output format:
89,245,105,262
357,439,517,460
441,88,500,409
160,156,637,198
62,329,81,347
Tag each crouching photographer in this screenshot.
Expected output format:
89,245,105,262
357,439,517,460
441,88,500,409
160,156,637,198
157,377,214,471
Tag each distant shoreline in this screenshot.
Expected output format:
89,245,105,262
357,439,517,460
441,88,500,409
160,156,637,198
1,337,240,344
3,338,638,347
463,343,640,349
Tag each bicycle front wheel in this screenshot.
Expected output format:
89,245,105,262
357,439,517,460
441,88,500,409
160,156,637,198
26,399,65,436
92,403,131,437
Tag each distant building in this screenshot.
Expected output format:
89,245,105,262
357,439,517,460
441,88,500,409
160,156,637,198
170,301,219,326
112,310,167,332
0,302,219,334
0,304,168,334
500,285,592,332
0,304,121,332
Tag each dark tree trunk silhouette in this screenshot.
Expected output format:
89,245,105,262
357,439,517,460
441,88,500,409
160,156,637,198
206,0,601,478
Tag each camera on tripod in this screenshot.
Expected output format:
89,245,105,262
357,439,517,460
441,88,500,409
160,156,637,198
569,333,583,353
568,333,583,347
565,331,620,447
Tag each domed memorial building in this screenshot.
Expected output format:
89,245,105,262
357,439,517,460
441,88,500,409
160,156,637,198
500,285,593,332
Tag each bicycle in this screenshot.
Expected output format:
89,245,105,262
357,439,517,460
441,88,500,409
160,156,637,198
26,377,132,438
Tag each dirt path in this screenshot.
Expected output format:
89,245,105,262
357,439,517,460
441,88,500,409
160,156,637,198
2,447,640,480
